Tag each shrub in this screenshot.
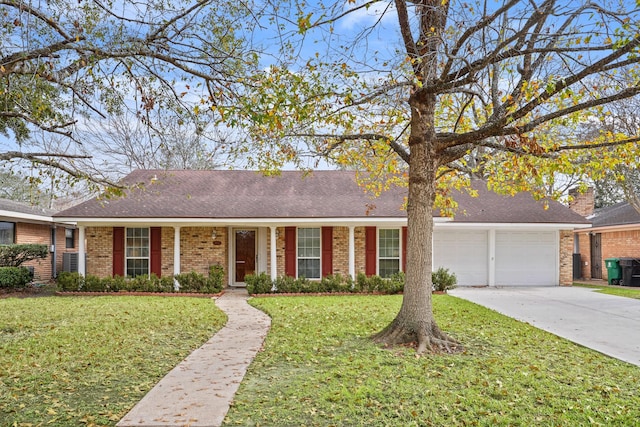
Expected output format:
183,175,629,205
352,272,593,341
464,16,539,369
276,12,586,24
273,275,300,293
0,267,32,289
56,271,84,291
432,267,457,292
245,272,273,295
320,274,353,293
103,275,128,292
353,272,404,294
354,272,368,292
57,273,176,293
160,276,177,292
82,275,104,292
207,265,225,293
382,271,405,294
174,271,219,293
0,244,48,267
297,277,320,293
355,273,384,293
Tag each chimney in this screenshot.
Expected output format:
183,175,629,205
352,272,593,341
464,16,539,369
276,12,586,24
568,187,594,217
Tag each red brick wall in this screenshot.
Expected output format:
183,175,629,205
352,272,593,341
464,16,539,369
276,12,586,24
16,222,52,281
576,231,591,279
11,223,78,281
574,228,640,281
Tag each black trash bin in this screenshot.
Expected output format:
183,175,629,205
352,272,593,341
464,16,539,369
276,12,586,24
573,253,582,279
618,258,640,287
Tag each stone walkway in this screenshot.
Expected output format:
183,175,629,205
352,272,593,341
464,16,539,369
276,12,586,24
117,288,271,427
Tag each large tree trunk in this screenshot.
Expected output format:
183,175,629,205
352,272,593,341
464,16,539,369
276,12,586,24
373,92,461,354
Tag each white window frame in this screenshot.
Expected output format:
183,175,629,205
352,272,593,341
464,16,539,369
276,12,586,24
297,227,321,279
125,227,150,277
378,228,402,278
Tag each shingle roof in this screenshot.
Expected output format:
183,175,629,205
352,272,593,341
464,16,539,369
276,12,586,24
55,170,407,219
0,198,55,219
445,181,590,224
590,202,640,227
54,170,589,224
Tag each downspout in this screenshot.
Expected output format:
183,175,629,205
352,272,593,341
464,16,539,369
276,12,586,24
51,226,57,279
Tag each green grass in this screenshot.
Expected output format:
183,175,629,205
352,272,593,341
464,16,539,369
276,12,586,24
224,295,640,426
574,282,640,300
0,296,225,426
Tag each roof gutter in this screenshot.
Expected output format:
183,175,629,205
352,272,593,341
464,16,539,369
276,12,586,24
0,209,54,224
574,223,640,233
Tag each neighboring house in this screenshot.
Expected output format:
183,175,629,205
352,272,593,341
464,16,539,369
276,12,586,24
0,198,78,281
572,188,640,282
53,170,590,287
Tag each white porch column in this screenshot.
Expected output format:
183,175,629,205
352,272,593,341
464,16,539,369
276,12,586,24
78,226,86,276
269,226,277,280
348,226,355,278
173,226,181,290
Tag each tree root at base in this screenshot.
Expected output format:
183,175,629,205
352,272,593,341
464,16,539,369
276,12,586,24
372,321,464,355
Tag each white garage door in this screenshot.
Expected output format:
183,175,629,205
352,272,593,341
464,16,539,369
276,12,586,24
495,231,557,286
433,230,488,286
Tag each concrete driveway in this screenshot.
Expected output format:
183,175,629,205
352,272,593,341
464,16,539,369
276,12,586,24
448,286,640,367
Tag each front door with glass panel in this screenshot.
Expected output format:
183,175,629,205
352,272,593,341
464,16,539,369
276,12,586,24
235,229,256,284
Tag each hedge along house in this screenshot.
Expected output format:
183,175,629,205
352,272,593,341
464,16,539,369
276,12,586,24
0,198,78,281
53,170,590,287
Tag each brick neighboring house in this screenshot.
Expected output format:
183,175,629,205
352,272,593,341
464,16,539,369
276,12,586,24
572,188,640,282
54,170,590,287
0,198,78,281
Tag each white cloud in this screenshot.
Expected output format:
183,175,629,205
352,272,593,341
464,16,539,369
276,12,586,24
338,1,397,31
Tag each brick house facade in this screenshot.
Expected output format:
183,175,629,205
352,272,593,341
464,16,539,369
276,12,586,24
55,170,589,287
572,191,640,282
1,198,78,281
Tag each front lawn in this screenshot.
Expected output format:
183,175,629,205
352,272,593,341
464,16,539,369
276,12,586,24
224,295,640,426
0,296,225,426
574,282,640,300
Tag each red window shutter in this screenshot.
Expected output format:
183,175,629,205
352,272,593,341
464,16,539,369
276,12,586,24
150,227,162,277
402,226,408,273
113,227,125,277
321,227,333,277
284,226,296,277
365,226,377,276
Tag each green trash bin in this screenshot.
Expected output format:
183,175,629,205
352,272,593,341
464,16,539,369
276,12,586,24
605,258,622,285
